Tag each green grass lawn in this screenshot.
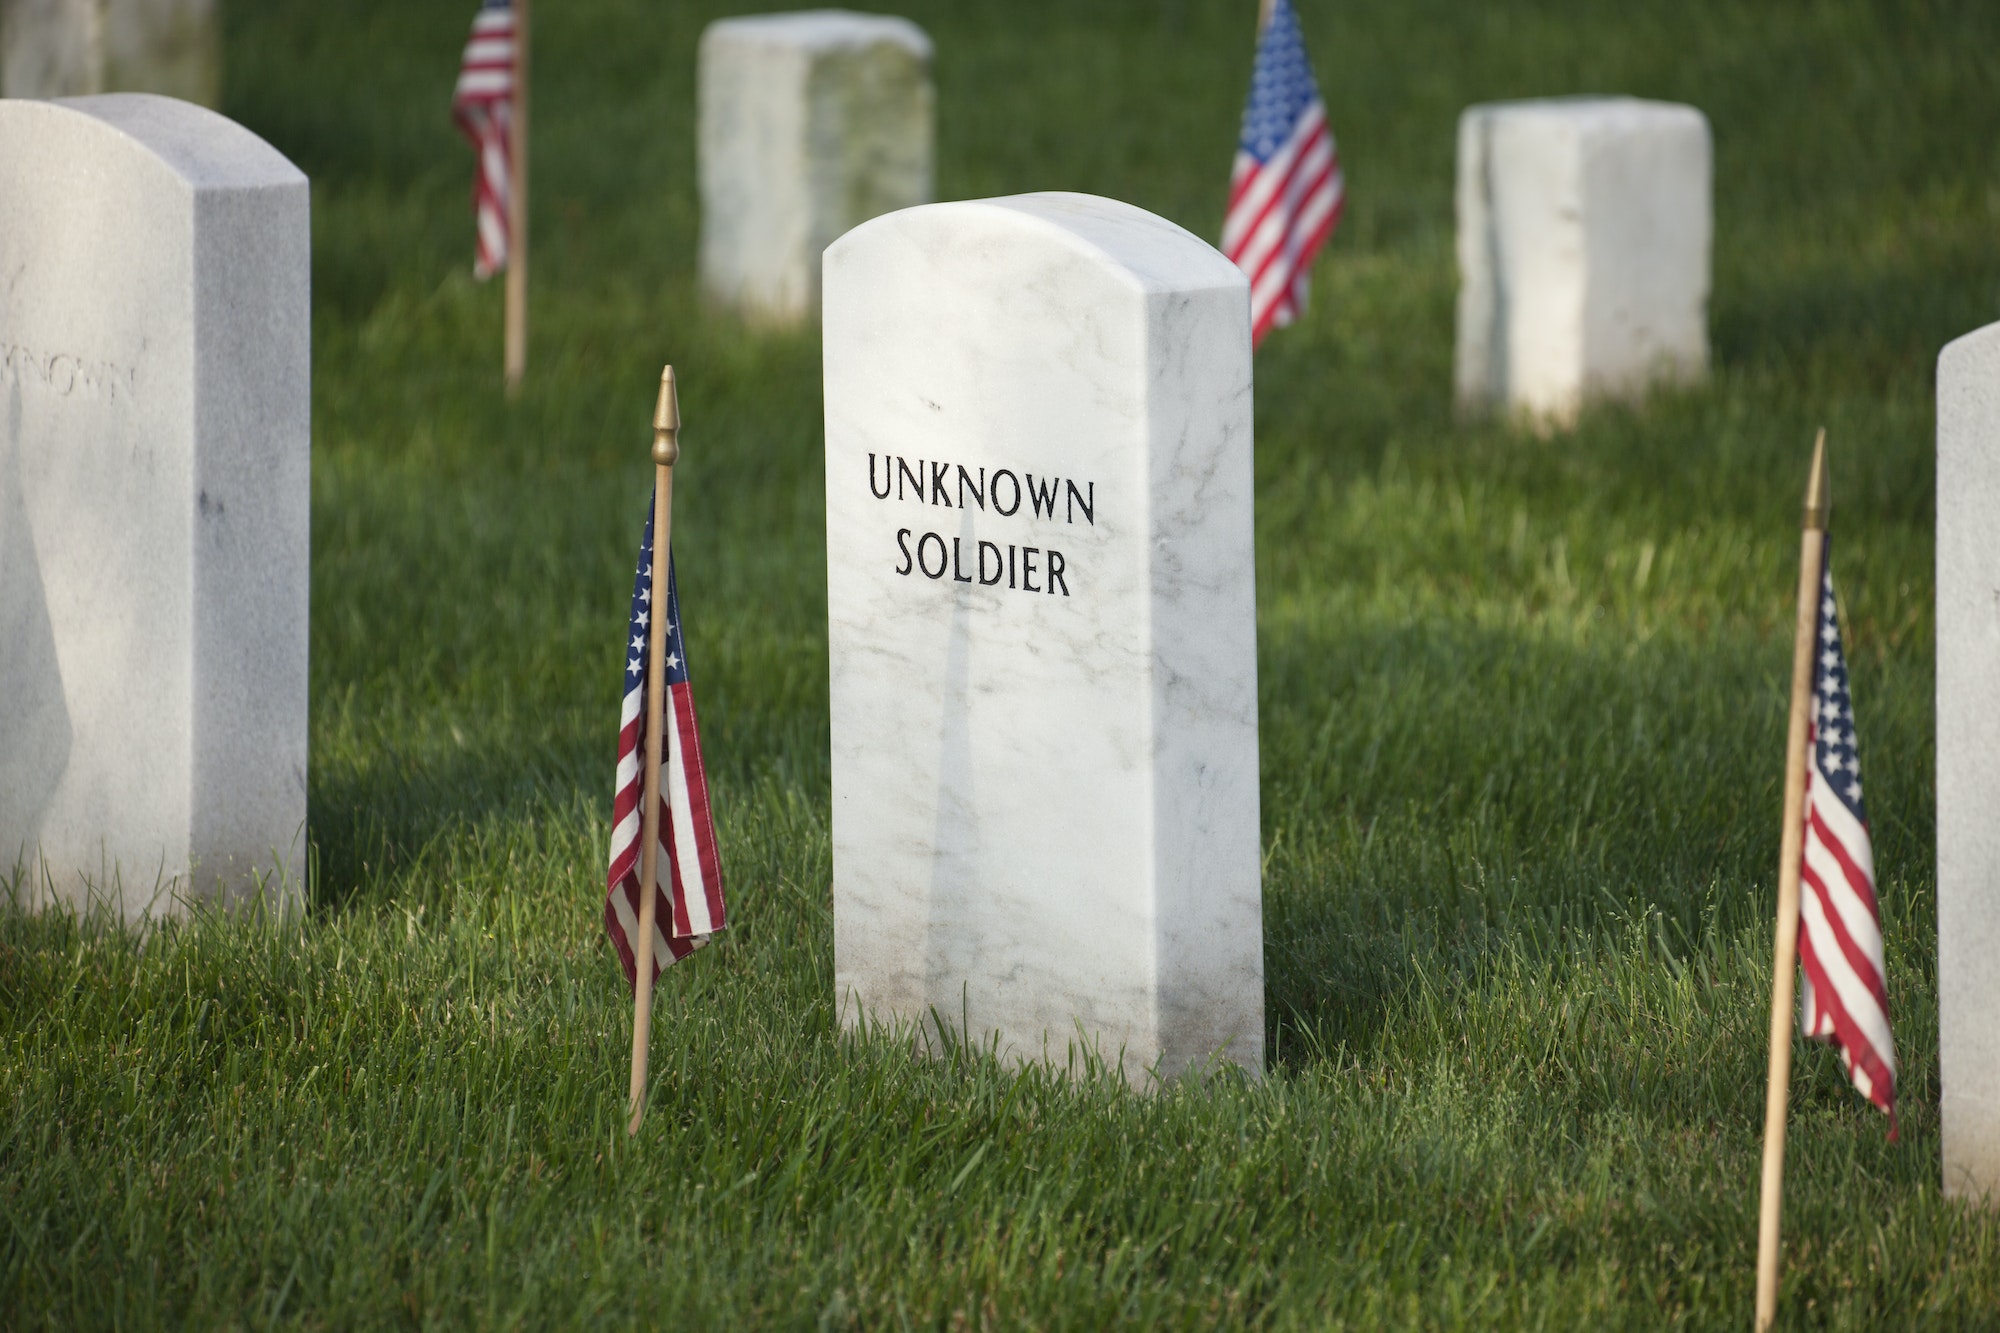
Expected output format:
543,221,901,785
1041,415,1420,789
6,0,2000,1325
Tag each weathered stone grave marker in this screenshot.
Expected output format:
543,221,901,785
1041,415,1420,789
699,10,932,326
1,0,220,105
823,192,1263,1085
0,95,308,920
1455,96,1711,428
1937,320,2000,1202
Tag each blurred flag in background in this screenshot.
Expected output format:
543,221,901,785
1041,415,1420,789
451,0,516,278
1222,0,1345,347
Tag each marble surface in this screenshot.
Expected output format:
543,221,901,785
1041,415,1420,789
824,192,1262,1086
0,95,308,921
1,0,219,105
1937,320,2000,1203
699,10,932,326
1455,97,1710,428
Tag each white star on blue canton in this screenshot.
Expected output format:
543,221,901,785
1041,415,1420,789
1237,0,1322,163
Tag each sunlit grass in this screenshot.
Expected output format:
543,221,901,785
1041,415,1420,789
3,0,1998,1326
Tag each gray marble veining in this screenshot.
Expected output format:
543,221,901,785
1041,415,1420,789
823,193,1261,1086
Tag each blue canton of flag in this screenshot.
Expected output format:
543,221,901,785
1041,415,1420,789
1239,6,1320,163
1811,576,1864,821
624,515,690,694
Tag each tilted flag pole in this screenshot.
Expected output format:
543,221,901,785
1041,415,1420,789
607,366,728,1135
451,0,529,395
1754,430,1898,1330
1754,430,1829,1331
503,0,530,395
627,368,680,1133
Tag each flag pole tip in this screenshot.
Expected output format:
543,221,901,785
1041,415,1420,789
1803,427,1829,530
652,365,680,467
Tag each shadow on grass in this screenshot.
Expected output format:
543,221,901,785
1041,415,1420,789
1254,610,1931,1073
1716,229,2000,397
306,736,602,919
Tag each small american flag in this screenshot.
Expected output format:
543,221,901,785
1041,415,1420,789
1797,545,1896,1133
451,0,516,279
604,501,726,991
1222,0,1345,348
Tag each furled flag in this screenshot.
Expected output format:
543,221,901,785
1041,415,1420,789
1222,0,1345,348
1797,544,1896,1134
604,501,726,991
451,0,516,279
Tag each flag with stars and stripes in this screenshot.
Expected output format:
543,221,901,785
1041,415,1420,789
604,500,725,991
1222,0,1345,348
1797,543,1896,1133
451,0,515,279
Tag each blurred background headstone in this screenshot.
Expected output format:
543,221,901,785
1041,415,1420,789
1,0,219,106
699,10,932,327
1454,97,1710,429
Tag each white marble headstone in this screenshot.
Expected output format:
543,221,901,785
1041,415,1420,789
824,192,1263,1085
1937,320,2000,1203
1455,97,1711,428
1,0,220,105
0,95,308,921
699,10,932,327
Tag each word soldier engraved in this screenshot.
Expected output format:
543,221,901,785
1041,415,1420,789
824,192,1262,1086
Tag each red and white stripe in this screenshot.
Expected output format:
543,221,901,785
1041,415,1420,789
605,670,725,992
1222,103,1344,348
451,4,515,279
1798,723,1895,1124
600,616,728,992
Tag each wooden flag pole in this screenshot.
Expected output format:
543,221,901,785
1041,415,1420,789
503,0,531,396
1754,428,1828,1331
627,365,680,1135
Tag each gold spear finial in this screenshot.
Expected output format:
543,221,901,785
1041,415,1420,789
1802,427,1829,531
652,365,681,467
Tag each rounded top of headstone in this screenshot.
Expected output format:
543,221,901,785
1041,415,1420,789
701,10,931,59
1940,319,2000,375
0,95,305,193
1459,95,1709,135
828,192,1246,300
